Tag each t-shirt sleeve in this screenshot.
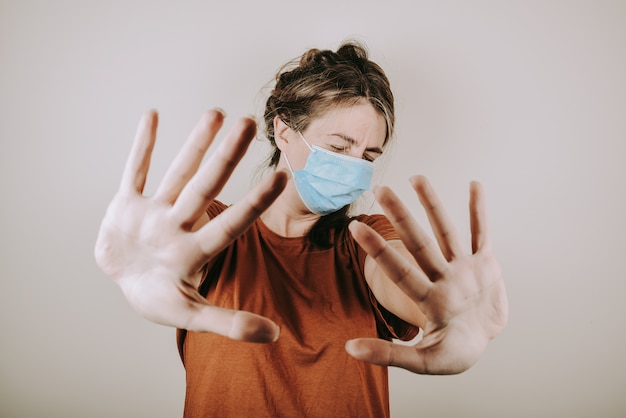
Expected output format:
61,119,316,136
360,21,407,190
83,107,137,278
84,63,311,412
354,214,421,342
206,199,229,218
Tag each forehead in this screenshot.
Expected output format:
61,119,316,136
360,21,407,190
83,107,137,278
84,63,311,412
305,100,388,148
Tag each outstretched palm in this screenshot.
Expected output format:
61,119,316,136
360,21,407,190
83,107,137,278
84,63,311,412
347,176,508,374
94,110,287,342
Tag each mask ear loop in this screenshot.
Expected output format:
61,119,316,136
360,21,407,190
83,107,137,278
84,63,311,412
282,152,295,173
283,130,315,173
279,123,314,173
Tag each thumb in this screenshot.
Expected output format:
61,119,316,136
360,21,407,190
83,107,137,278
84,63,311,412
345,338,396,367
183,304,281,343
345,338,430,374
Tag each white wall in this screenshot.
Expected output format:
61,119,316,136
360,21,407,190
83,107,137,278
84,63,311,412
1,1,625,417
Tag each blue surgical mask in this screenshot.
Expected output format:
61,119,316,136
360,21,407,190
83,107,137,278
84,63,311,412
283,132,374,215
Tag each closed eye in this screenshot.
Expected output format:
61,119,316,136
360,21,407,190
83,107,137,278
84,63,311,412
330,145,348,153
330,145,378,162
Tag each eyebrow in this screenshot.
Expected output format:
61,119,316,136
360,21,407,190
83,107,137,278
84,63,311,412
330,133,384,155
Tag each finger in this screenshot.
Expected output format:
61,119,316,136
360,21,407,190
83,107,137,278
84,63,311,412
345,337,471,375
348,221,432,301
410,176,464,260
124,274,280,343
373,185,449,276
172,117,257,228
469,181,492,253
154,109,226,204
120,111,158,194
195,170,289,256
143,292,280,342
348,220,433,302
346,338,430,373
186,305,280,343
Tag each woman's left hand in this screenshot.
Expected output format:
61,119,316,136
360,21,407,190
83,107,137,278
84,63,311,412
346,175,508,374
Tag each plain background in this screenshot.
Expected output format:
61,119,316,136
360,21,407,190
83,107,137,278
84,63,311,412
1,0,625,417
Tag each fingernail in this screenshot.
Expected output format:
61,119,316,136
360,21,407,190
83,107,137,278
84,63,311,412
278,168,291,180
246,113,258,124
345,339,358,354
273,325,280,342
213,107,227,118
143,110,159,125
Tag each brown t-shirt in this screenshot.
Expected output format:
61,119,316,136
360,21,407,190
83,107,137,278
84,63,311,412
180,201,419,418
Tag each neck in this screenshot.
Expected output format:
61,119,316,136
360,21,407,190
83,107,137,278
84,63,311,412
260,181,320,237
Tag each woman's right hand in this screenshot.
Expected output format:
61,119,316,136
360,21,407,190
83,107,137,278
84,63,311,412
94,110,287,342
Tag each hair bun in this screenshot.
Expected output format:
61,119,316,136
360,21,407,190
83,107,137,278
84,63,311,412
299,42,368,69
336,42,368,61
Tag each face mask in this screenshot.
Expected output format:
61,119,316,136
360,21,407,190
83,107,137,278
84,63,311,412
283,131,374,215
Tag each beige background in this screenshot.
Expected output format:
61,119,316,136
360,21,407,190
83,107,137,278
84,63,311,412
1,0,625,417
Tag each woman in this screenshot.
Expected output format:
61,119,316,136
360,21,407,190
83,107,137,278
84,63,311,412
95,42,508,417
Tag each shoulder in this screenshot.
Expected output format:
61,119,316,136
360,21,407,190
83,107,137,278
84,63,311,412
352,213,399,241
206,200,229,218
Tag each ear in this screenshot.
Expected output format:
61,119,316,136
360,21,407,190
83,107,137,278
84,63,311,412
273,116,292,152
